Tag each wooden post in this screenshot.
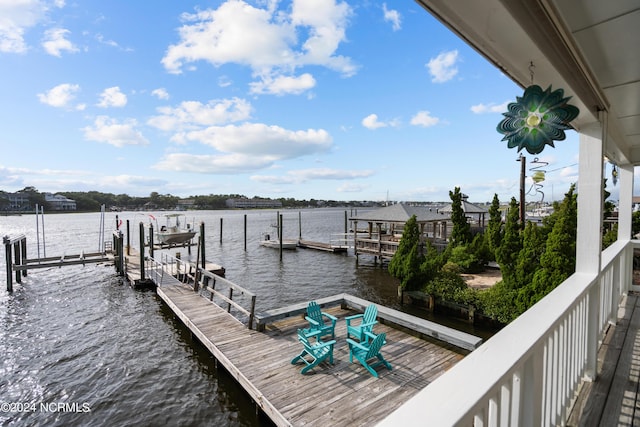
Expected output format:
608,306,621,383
193,235,201,292
298,211,302,240
248,295,256,329
20,237,27,278
344,211,348,235
139,222,145,282
149,223,154,258
13,240,21,284
244,215,247,251
219,218,223,244
279,214,283,261
200,222,206,270
227,287,234,313
126,220,131,256
4,236,12,292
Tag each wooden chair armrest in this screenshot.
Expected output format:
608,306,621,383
346,338,369,351
360,320,378,328
315,339,336,348
345,313,364,322
305,316,320,326
322,312,338,322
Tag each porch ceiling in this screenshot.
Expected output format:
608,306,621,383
416,0,640,166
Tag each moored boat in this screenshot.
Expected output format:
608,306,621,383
155,214,197,245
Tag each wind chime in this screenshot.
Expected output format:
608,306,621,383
497,62,579,155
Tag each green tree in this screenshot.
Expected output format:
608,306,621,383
486,194,503,261
520,185,577,307
449,187,471,246
388,215,425,290
515,221,544,287
495,197,522,288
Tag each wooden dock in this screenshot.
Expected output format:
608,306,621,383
297,239,348,253
157,282,468,426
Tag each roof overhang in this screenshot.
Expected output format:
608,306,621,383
415,0,640,166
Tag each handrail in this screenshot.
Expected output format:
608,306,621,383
379,239,633,426
145,254,256,329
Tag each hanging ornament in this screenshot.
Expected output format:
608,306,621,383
611,163,618,186
497,62,579,155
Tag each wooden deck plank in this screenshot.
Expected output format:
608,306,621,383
568,294,640,426
155,282,466,426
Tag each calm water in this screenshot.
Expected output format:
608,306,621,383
0,208,488,426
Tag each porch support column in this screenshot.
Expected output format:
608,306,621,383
618,164,634,293
577,121,604,382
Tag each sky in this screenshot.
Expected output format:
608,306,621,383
0,0,607,204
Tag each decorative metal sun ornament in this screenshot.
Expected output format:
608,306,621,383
497,82,579,155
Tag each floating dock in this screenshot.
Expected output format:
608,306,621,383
297,239,348,253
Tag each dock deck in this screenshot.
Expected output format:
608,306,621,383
157,282,466,426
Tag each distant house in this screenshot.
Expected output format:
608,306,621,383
177,198,195,210
226,198,283,209
44,193,76,211
1,192,31,211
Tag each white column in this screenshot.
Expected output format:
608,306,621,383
576,121,604,381
576,124,604,273
618,164,635,293
618,164,633,242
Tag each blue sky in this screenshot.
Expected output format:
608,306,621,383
0,0,593,204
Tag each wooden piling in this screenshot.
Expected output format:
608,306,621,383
279,214,283,261
138,222,145,282
199,222,206,269
244,214,247,251
126,220,131,256
219,218,223,244
4,236,12,292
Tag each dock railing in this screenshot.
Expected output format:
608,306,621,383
379,239,634,426
145,253,257,329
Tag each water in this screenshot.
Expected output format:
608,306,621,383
0,208,491,426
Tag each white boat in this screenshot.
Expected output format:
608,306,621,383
259,232,298,250
155,214,197,245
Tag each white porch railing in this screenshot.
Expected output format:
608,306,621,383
378,239,635,426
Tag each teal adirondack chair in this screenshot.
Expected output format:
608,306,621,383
346,332,392,378
304,301,337,339
346,304,378,342
291,329,336,374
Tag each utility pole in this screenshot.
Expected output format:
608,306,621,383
518,154,526,228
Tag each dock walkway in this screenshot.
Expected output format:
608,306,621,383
157,281,467,426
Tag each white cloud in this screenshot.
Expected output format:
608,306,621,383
337,183,368,193
252,168,375,184
102,174,167,187
362,113,387,129
250,73,316,95
427,50,459,83
147,98,252,132
83,116,149,147
0,0,48,53
154,153,273,174
151,88,170,100
37,83,84,109
382,4,401,31
184,123,332,159
410,111,440,127
42,28,77,56
97,86,127,108
161,0,356,94
154,123,333,175
471,101,510,114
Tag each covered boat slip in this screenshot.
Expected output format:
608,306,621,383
156,281,479,426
